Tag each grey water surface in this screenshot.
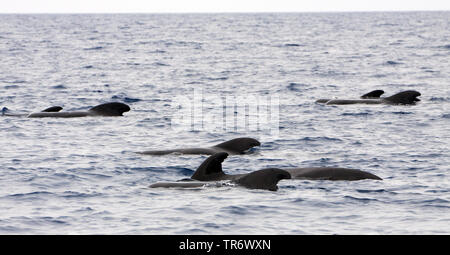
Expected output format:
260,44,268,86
0,12,449,234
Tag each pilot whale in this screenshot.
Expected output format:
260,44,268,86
150,152,291,191
2,102,130,118
138,137,261,155
149,152,382,191
316,90,421,105
189,152,381,181
284,167,382,180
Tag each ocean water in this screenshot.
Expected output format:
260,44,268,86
0,12,449,234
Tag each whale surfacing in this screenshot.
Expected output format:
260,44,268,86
150,152,291,191
316,90,421,105
2,102,130,118
2,105,63,117
138,137,261,156
191,152,382,182
149,152,382,191
27,102,130,118
285,167,382,180
190,153,381,182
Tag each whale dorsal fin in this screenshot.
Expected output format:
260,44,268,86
191,152,228,181
213,138,261,154
384,90,421,105
235,168,291,191
360,90,385,99
42,106,63,112
89,102,131,116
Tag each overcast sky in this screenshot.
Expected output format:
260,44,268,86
1,0,449,13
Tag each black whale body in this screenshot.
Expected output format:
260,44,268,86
150,152,291,191
316,90,421,105
2,102,130,117
189,153,381,181
149,152,382,191
284,167,382,180
138,137,261,155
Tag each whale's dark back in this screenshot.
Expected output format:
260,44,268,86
213,137,260,154
235,168,291,191
89,102,131,116
384,90,421,105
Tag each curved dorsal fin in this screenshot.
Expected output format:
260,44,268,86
235,168,291,191
384,90,421,105
191,152,228,181
89,102,130,116
360,90,385,99
213,137,260,154
41,106,63,112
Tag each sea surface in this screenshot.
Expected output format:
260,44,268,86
0,12,449,234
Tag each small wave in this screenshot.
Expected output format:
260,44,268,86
153,62,170,66
377,23,397,27
1,107,9,114
287,82,309,92
111,94,142,103
163,166,194,176
83,46,104,51
344,195,378,203
202,223,224,229
371,73,388,78
54,172,83,180
61,191,102,199
137,41,152,45
9,48,23,52
148,50,166,54
130,167,165,172
283,43,302,47
123,97,141,103
82,173,112,179
391,111,413,115
356,189,389,194
430,97,450,102
7,191,54,199
420,198,450,208
0,225,25,233
83,65,94,69
72,207,94,213
24,216,70,226
300,136,343,142
437,44,450,49
51,84,66,89
221,205,248,215
4,85,19,89
205,76,228,81
384,60,402,65
442,114,450,119
2,79,26,84
341,112,371,116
